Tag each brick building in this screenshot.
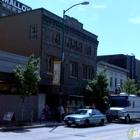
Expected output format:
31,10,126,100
0,7,98,118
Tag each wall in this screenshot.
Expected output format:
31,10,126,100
0,51,40,121
0,95,38,121
0,9,42,58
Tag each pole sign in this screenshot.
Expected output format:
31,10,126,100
130,55,135,79
0,0,32,12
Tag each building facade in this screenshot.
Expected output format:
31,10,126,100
0,7,98,118
97,61,128,94
97,54,140,82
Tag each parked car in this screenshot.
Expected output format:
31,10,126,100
64,108,107,127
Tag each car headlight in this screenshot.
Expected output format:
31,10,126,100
118,111,124,116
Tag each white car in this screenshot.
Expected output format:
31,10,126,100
64,108,107,127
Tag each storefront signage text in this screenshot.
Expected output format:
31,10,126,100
1,0,32,12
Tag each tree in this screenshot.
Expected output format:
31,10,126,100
121,77,140,95
120,77,137,95
86,67,109,107
135,81,140,96
13,54,41,123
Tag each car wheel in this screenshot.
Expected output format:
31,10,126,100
66,123,71,127
125,115,130,123
99,119,104,126
84,119,89,127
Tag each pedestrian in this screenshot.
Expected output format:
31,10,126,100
56,104,65,122
61,105,65,121
43,103,52,120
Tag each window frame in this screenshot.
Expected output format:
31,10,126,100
110,77,113,87
86,45,91,55
78,42,82,52
83,65,93,80
66,37,72,48
54,32,60,44
46,56,53,74
70,61,77,78
30,25,38,40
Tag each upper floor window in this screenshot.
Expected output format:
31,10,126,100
87,67,92,79
70,62,77,78
30,25,38,40
78,42,82,52
115,78,117,88
85,45,91,55
110,77,113,87
72,40,77,50
54,32,60,44
120,79,123,87
83,66,87,79
46,57,53,73
83,65,93,80
66,37,72,48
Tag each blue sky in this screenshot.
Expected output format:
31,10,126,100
22,0,140,60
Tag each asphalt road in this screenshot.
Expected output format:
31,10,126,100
1,120,140,140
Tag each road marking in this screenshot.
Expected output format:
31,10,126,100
91,132,127,140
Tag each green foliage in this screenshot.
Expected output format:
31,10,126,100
135,81,140,96
120,78,140,96
13,54,41,99
13,54,41,122
120,77,137,95
86,67,109,104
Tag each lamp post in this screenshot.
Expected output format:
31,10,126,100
59,1,89,102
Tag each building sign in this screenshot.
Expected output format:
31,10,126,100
130,55,135,79
0,0,32,12
52,61,61,85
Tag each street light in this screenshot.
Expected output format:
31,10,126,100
60,1,89,100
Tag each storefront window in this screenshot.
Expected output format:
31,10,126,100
0,82,11,93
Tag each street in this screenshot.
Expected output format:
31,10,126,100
1,120,140,140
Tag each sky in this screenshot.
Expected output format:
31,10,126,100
21,0,140,60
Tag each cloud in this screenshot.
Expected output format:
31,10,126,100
92,4,107,9
78,6,86,12
129,16,140,24
59,0,69,4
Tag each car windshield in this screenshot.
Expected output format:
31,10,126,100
74,109,88,115
109,99,127,107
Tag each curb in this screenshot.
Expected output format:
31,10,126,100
0,122,65,131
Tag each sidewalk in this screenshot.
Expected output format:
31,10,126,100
0,120,65,131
